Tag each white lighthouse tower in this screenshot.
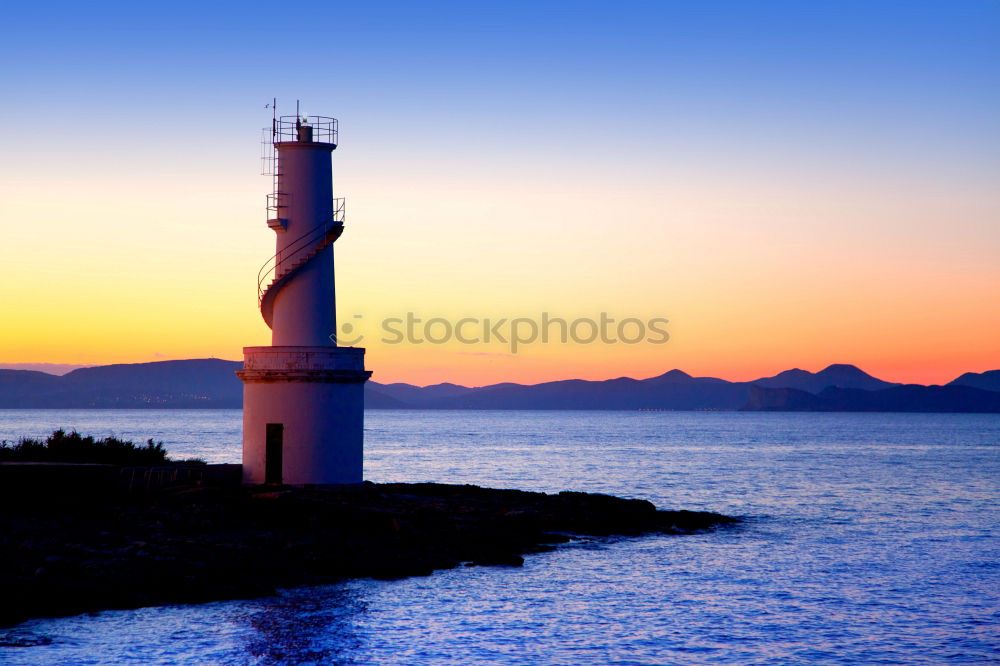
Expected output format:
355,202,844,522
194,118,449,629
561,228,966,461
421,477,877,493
237,107,371,485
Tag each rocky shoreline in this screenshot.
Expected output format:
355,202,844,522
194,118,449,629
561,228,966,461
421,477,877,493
0,480,738,627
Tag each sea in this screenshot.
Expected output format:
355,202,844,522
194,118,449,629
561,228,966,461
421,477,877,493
0,410,997,665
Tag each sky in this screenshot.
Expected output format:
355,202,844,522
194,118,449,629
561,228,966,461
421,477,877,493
1,0,997,386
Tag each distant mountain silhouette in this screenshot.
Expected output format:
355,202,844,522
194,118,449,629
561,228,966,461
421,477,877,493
362,388,407,409
0,363,91,375
365,366,908,410
744,384,1000,413
1,359,997,412
365,369,755,410
421,374,750,410
741,386,826,411
0,370,63,407
0,359,244,408
369,382,475,407
752,364,897,393
948,370,1000,393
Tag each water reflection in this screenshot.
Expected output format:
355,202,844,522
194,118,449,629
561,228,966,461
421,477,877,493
229,585,369,665
0,412,996,664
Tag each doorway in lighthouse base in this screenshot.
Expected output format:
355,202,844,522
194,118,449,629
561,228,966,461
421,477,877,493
265,423,284,485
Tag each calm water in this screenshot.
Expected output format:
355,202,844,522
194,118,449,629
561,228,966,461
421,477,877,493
0,410,998,664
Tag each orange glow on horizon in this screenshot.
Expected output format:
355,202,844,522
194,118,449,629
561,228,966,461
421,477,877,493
1,107,997,389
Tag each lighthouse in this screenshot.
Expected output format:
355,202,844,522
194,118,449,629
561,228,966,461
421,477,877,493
237,108,371,485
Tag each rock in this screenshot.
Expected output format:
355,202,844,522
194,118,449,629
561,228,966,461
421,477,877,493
471,552,525,567
0,482,737,627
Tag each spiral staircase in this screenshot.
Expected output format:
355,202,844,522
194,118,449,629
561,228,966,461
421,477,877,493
257,198,345,329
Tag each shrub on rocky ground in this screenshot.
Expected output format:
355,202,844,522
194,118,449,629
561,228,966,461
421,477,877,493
0,429,204,465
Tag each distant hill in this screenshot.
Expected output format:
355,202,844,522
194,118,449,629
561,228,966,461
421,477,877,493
423,371,752,410
741,386,826,411
744,384,1000,413
368,382,475,407
752,364,897,393
1,359,997,412
0,359,244,408
365,365,907,411
0,363,92,375
0,370,64,407
948,370,1000,393
363,387,408,409
0,359,412,409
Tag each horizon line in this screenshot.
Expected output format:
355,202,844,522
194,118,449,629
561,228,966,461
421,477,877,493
1,359,995,389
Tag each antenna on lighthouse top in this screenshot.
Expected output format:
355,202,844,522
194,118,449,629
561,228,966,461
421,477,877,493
271,97,277,142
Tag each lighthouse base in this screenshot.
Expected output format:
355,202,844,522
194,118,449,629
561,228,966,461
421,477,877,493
237,346,371,485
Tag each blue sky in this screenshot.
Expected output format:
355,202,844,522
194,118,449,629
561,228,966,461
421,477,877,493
2,1,998,384
6,1,996,142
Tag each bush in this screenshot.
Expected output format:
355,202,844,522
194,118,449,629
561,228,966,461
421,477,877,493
0,429,205,466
